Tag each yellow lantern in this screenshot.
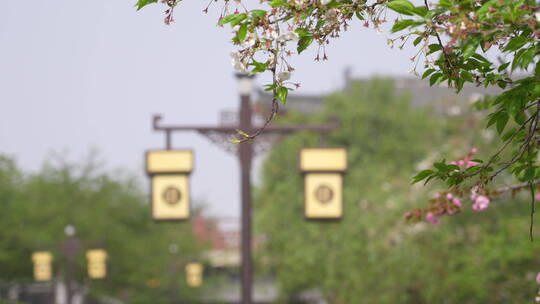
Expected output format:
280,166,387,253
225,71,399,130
300,148,347,219
32,251,53,281
146,150,193,220
185,263,203,287
86,249,107,279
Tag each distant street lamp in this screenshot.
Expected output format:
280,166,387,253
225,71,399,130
31,224,108,304
86,249,108,279
167,242,181,303
148,73,339,304
185,263,204,288
31,251,53,282
60,224,82,304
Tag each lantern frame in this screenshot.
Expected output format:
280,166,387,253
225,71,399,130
299,148,347,221
145,150,194,222
86,249,108,279
185,262,204,287
32,251,53,281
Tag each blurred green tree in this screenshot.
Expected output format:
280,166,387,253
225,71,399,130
255,78,540,303
0,155,203,303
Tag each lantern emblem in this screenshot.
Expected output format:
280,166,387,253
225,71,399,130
300,148,347,219
146,150,193,220
185,263,203,287
32,251,53,281
86,249,107,279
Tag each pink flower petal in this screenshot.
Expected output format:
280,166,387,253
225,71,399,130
426,212,440,225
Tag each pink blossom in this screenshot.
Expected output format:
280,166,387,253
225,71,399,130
452,197,462,208
404,212,412,218
426,212,440,225
471,147,478,154
536,272,540,284
465,161,480,168
470,186,479,200
446,193,453,199
472,195,490,211
457,160,465,166
433,192,441,199
535,194,540,202
447,208,457,215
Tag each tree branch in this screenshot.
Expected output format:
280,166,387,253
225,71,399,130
495,178,540,195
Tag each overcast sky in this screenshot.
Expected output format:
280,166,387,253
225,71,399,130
0,0,415,218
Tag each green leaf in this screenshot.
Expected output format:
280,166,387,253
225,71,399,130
488,111,509,134
498,62,510,72
230,13,248,27
269,0,285,7
462,40,479,59
391,19,415,33
136,0,157,10
276,87,288,103
237,23,248,42
412,169,434,184
251,9,267,19
422,69,435,79
504,36,528,52
297,35,314,54
264,83,277,91
438,0,452,8
427,44,442,54
250,60,269,73
219,14,238,25
523,167,536,181
413,36,423,46
294,28,311,38
386,0,416,16
514,111,526,124
520,48,535,69
434,161,449,172
471,53,489,63
429,72,443,86
411,6,428,17
460,70,473,82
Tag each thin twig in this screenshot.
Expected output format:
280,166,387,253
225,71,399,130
529,181,535,241
423,0,457,75
495,178,540,194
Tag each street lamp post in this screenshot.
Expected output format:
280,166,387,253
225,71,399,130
60,224,81,304
150,73,338,304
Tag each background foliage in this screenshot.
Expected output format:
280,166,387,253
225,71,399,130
0,155,203,303
255,78,540,303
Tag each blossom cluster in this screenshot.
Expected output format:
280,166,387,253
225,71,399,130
406,149,494,225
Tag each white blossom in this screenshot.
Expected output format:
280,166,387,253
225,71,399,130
324,8,339,21
292,0,312,5
230,52,247,72
262,28,279,40
321,0,332,5
536,11,540,22
407,68,419,77
277,31,299,42
242,33,257,47
278,71,291,81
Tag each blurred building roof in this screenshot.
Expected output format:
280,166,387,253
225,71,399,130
254,73,503,116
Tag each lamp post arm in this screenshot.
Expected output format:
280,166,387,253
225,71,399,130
264,122,339,134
